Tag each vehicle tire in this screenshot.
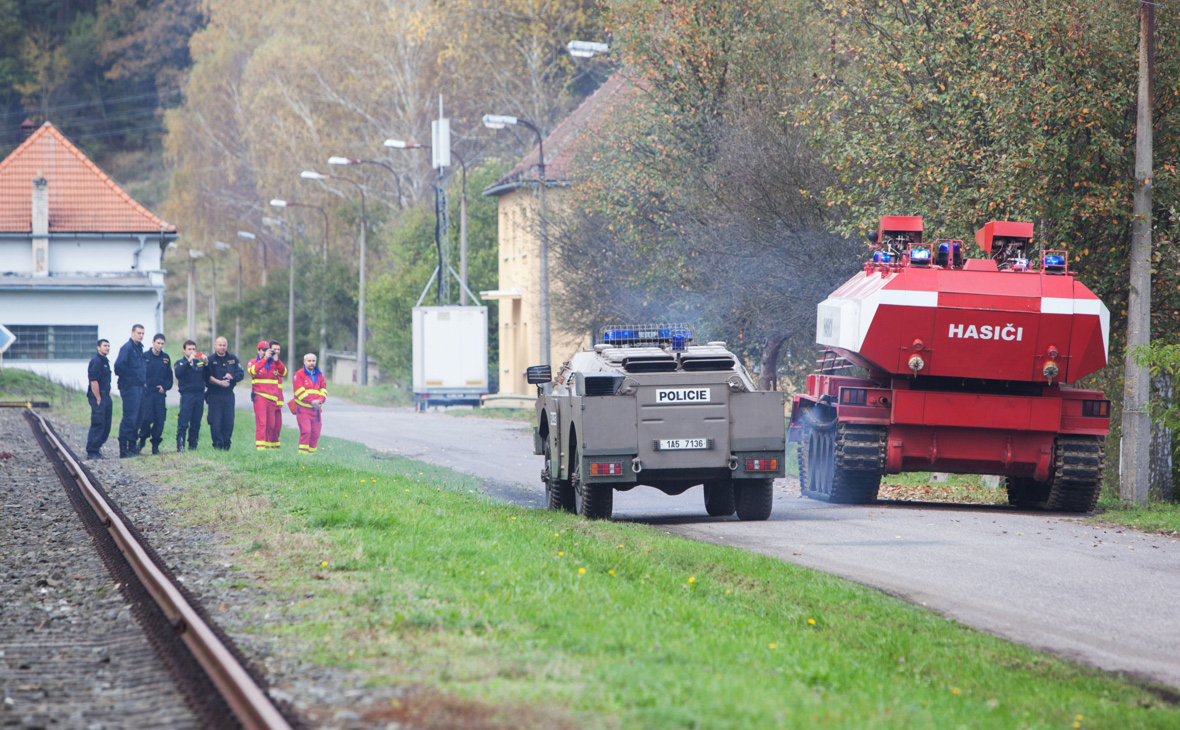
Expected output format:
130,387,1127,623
703,479,736,517
1008,436,1105,512
734,478,773,521
1004,476,1049,508
1045,435,1105,512
571,444,612,519
542,440,574,512
802,421,883,504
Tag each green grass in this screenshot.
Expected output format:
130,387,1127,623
119,414,1180,729
330,382,417,408
0,367,89,421
446,406,535,422
1092,496,1180,534
878,472,1008,505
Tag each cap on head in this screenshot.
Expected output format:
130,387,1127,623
257,340,270,350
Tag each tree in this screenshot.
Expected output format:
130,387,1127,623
550,0,856,386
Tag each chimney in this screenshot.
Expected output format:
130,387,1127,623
20,118,34,141
32,171,49,276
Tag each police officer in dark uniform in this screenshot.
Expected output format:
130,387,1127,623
205,336,244,450
114,324,147,458
85,338,113,459
174,339,207,452
136,333,173,455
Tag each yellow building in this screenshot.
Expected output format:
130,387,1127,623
481,76,630,398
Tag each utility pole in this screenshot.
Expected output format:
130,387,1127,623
433,95,451,305
1121,0,1154,505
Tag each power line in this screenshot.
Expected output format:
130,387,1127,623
71,121,167,142
0,87,181,121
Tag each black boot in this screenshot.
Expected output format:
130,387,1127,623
176,442,184,453
119,440,130,458
136,437,146,454
151,443,160,455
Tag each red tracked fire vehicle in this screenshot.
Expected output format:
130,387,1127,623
789,216,1111,511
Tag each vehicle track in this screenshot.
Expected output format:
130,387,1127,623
17,409,303,729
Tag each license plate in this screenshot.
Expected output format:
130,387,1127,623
658,438,709,450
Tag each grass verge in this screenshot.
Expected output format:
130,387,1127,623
124,415,1179,729
878,472,1008,506
0,367,89,421
331,383,416,408
1092,496,1180,535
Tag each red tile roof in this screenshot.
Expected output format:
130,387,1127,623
0,122,176,233
484,74,636,196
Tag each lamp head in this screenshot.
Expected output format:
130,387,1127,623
236,230,256,240
269,199,288,208
189,249,205,259
214,241,231,251
328,156,354,166
300,170,327,180
567,40,609,58
482,114,517,130
383,139,407,149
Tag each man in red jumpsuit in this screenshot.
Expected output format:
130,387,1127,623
266,340,286,448
293,352,327,454
247,341,285,450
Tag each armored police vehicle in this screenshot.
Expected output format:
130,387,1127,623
528,325,786,520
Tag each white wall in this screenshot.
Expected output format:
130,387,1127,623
0,240,32,273
50,237,166,274
1,288,162,389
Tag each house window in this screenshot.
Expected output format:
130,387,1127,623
4,325,98,360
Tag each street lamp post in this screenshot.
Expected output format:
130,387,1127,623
302,169,369,386
384,140,470,304
272,199,330,368
328,157,402,209
264,216,296,377
187,249,205,342
483,113,550,365
213,241,231,348
237,230,262,286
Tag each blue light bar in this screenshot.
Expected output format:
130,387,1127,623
601,325,695,345
911,248,931,260
1044,254,1065,267
602,328,639,342
872,251,891,263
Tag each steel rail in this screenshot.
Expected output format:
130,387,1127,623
25,408,293,730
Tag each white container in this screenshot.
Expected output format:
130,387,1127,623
411,306,488,409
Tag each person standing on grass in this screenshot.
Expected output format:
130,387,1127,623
85,339,112,460
136,333,173,455
293,353,327,455
247,340,284,450
174,340,207,452
205,336,244,450
265,340,287,448
113,324,146,458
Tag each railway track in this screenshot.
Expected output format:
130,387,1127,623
21,408,302,730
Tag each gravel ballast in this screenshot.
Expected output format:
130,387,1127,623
0,409,199,729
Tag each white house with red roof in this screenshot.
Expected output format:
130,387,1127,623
0,122,178,387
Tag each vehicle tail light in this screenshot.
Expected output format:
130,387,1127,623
590,462,623,476
746,459,778,472
1082,400,1110,418
839,388,867,406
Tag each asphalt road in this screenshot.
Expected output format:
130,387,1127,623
163,392,1180,689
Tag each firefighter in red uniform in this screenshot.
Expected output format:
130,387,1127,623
247,341,285,450
293,352,327,454
266,341,287,448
